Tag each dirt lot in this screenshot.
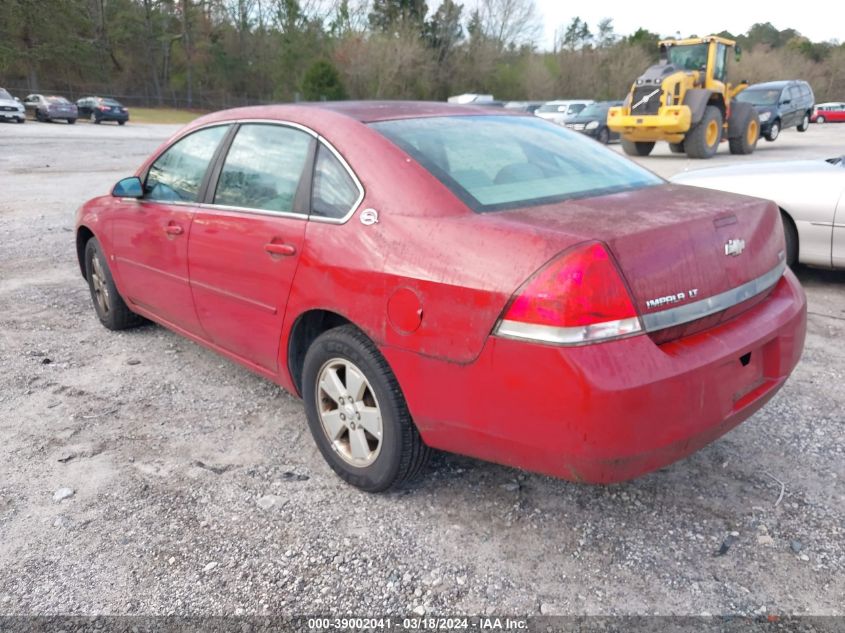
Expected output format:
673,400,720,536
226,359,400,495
1,119,843,619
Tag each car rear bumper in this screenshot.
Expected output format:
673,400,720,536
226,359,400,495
96,113,129,122
385,269,806,483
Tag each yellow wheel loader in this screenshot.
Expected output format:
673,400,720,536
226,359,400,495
607,36,759,159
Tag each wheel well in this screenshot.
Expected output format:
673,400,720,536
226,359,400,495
76,226,94,279
779,208,798,258
287,310,353,396
708,94,726,120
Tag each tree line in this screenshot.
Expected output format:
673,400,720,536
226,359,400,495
1,0,843,109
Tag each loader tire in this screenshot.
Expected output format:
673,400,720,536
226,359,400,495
728,108,760,155
685,106,722,159
621,139,655,157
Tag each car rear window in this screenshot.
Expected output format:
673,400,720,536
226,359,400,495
47,96,70,104
370,115,661,213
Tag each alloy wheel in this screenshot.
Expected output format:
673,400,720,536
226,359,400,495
90,253,111,315
315,358,383,467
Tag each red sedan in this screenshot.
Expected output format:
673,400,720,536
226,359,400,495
75,102,806,491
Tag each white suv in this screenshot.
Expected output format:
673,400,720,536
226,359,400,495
535,100,594,125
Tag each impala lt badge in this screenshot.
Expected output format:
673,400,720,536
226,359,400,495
645,288,699,310
724,239,746,256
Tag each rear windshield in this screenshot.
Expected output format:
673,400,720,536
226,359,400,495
101,99,122,106
370,115,661,213
735,89,781,106
47,96,70,104
536,103,566,113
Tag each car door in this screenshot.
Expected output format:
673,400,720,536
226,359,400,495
187,122,315,371
110,124,230,335
833,105,845,122
786,86,802,126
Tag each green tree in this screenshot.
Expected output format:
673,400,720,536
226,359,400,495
301,59,346,101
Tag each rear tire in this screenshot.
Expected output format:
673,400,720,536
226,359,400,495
84,238,145,330
816,115,826,124
118,120,126,126
765,119,780,141
68,118,76,125
621,139,655,156
669,142,685,154
685,105,722,159
797,112,810,132
781,211,798,268
728,108,760,155
302,325,430,492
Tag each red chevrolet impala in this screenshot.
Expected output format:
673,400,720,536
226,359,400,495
75,102,806,491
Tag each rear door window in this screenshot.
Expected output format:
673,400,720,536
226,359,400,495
145,125,229,203
213,123,313,214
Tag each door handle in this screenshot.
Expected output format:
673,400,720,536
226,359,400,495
264,242,297,257
164,224,183,236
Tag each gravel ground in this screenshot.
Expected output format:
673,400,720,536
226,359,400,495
0,119,843,618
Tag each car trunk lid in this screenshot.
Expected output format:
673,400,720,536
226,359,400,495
494,184,785,342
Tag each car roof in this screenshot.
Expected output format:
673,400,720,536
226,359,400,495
746,80,804,90
193,101,523,126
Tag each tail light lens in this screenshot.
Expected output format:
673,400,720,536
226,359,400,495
495,241,643,345
98,105,110,111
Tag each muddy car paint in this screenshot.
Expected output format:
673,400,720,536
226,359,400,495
75,102,807,485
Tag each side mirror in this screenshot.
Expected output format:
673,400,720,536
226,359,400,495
14,97,21,103
735,44,742,62
112,176,143,198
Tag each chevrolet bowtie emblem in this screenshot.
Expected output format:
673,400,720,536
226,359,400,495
724,239,746,256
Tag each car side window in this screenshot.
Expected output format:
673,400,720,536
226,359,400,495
311,144,361,219
145,125,229,203
789,86,801,103
213,124,312,214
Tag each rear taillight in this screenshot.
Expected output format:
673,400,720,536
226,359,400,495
495,241,642,345
98,105,109,111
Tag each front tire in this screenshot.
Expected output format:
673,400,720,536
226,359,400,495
84,238,144,330
596,127,609,144
302,325,430,492
765,119,780,142
621,139,655,156
728,108,760,155
685,105,722,158
797,112,810,132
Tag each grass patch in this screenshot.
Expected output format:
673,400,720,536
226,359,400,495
129,107,207,125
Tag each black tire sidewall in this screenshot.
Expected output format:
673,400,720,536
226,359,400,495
597,128,609,144
85,238,116,328
767,120,780,141
302,328,406,492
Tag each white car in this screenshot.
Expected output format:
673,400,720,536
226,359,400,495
0,88,25,123
535,99,594,125
671,157,845,269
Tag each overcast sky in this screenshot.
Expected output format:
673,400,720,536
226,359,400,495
532,2,845,49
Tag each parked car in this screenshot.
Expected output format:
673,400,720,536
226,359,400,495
563,101,624,144
23,94,78,123
671,157,845,268
504,101,545,114
811,102,845,123
733,80,814,141
0,87,25,123
535,99,594,125
77,96,129,125
75,102,806,491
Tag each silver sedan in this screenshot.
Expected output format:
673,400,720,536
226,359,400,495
671,157,845,269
